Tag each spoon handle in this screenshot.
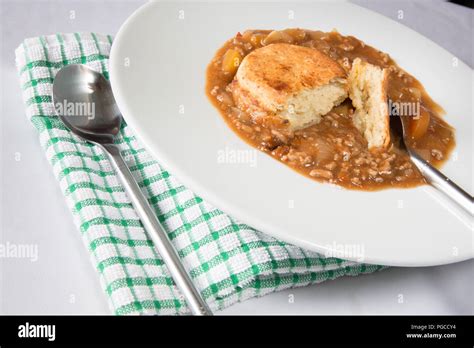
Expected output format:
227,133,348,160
100,143,213,315
410,151,473,216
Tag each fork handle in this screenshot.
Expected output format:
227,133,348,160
410,151,473,216
100,143,213,315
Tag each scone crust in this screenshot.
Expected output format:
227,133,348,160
235,43,346,112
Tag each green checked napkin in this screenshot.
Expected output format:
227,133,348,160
15,32,384,315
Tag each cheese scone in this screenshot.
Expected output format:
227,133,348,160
348,58,390,149
231,43,348,131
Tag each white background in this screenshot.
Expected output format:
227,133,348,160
0,0,472,314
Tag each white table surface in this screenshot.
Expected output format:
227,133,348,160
0,0,472,315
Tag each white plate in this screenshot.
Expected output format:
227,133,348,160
110,0,473,266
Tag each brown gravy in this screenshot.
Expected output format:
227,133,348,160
206,29,455,190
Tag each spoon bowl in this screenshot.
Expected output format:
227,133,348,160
52,64,121,144
390,114,472,215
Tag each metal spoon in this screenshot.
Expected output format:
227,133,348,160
391,115,472,216
53,64,212,315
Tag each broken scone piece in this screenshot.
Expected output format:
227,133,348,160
232,43,348,131
348,58,390,149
